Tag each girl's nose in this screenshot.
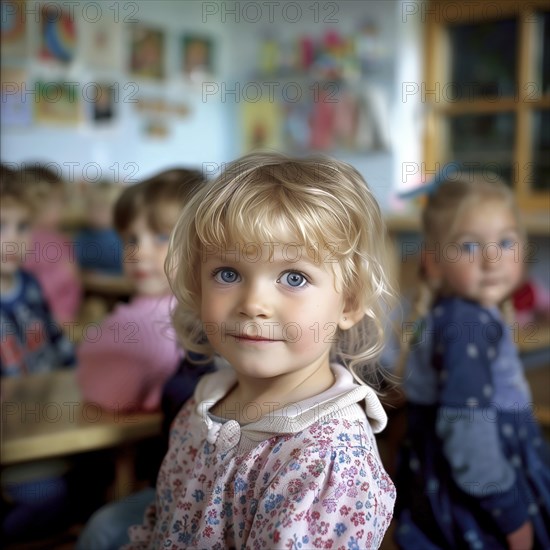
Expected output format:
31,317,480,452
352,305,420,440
482,247,501,269
238,282,273,319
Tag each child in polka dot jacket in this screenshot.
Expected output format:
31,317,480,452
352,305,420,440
123,152,396,549
394,173,550,550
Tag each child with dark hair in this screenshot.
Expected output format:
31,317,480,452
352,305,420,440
75,169,212,550
76,168,205,412
1,165,76,541
0,165,75,375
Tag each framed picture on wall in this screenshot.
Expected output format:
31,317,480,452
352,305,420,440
129,26,165,80
1,0,27,60
38,4,76,63
82,19,123,71
89,84,115,124
181,35,214,80
1,69,32,127
35,81,81,125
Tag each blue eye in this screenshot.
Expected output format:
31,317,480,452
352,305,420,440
461,242,479,253
280,271,307,288
214,269,240,284
156,233,170,243
500,238,515,249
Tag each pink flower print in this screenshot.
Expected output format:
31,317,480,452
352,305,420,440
318,521,329,535
339,504,351,516
323,497,337,513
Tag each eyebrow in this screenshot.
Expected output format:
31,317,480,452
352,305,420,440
453,227,520,240
203,253,326,272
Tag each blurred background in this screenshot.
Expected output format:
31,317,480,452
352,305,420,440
2,0,549,210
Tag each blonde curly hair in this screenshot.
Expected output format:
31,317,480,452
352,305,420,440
166,151,395,384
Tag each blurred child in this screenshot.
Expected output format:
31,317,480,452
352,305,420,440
76,168,205,412
75,353,216,550
395,173,550,549
0,165,76,541
0,165,75,375
20,164,82,325
125,152,396,548
74,181,124,276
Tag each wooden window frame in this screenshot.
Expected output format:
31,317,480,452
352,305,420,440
423,0,550,211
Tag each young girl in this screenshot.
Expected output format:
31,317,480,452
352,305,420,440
394,173,550,549
125,152,396,549
76,168,205,412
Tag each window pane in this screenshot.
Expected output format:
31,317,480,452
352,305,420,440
450,19,517,99
448,113,516,184
532,110,550,191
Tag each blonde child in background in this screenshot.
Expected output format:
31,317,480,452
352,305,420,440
74,181,124,277
125,152,396,549
76,168,205,412
20,164,82,325
394,173,550,549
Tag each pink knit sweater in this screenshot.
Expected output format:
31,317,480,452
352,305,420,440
76,295,183,412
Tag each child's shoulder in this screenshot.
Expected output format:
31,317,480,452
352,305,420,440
296,412,377,452
5,269,45,304
433,296,496,324
111,294,174,319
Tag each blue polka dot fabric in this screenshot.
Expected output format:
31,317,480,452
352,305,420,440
395,297,550,549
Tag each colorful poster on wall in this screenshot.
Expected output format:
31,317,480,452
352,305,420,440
182,35,214,80
1,0,27,59
1,69,32,127
89,84,115,124
130,26,165,80
39,4,76,63
241,99,283,153
82,19,123,70
35,81,81,125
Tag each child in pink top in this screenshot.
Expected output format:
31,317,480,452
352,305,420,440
125,152,396,548
76,169,205,412
20,165,82,324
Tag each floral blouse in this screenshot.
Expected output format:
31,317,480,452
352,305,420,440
125,365,396,549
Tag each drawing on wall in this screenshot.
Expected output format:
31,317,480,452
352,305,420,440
1,0,27,59
182,35,214,80
39,4,76,63
1,69,32,127
90,84,115,123
82,19,123,70
143,118,169,139
135,97,190,118
241,100,283,153
35,81,81,125
130,26,165,80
